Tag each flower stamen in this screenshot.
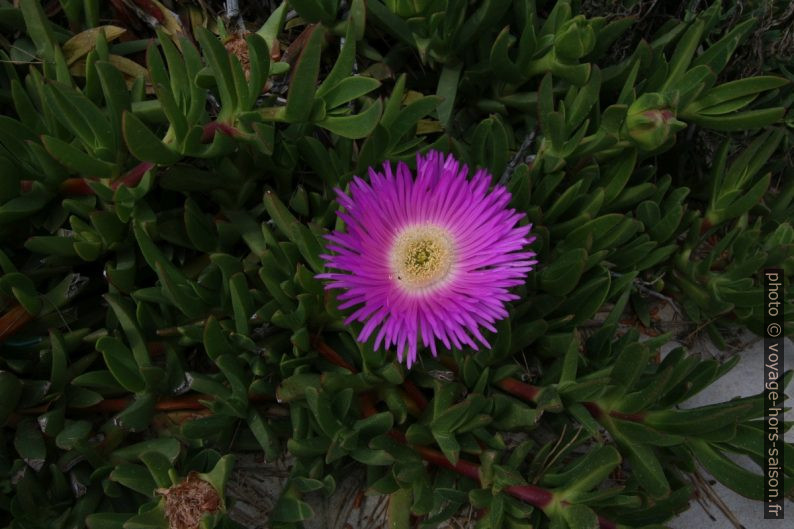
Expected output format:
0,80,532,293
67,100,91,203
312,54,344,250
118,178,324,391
391,225,454,290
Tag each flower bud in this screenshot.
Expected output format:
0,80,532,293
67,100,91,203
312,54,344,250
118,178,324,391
624,93,686,151
553,16,596,61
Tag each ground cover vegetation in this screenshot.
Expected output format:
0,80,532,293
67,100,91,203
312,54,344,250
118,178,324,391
0,1,792,528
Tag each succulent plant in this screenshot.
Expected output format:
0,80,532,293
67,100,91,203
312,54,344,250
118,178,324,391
0,1,791,529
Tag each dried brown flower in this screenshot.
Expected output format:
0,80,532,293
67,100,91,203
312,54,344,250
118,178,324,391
158,473,221,529
224,34,251,79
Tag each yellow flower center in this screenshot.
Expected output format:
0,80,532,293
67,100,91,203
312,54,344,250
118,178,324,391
391,225,454,291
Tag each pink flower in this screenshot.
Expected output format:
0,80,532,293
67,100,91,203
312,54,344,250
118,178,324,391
318,151,537,367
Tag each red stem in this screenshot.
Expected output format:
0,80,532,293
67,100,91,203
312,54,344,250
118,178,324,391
499,378,646,423
699,218,713,235
200,122,239,143
504,485,555,510
438,357,543,403
59,178,95,195
316,341,616,528
314,340,380,417
147,341,166,356
610,409,646,422
0,305,34,343
496,377,540,401
597,515,617,529
409,438,558,512
402,379,428,412
14,389,275,418
583,401,645,423
315,339,358,373
111,162,155,189
21,162,153,197
131,0,165,23
314,339,427,415
413,444,480,481
20,119,238,197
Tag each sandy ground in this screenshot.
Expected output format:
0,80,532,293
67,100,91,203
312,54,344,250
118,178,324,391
668,334,793,528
